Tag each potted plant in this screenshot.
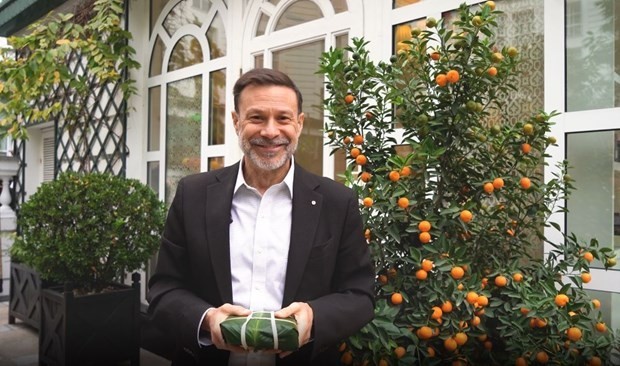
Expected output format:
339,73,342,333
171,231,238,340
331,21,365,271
1,0,140,335
10,171,166,366
320,2,618,365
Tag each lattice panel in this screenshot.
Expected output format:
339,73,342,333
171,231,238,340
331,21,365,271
13,140,26,208
10,0,129,209
12,49,128,209
53,49,128,177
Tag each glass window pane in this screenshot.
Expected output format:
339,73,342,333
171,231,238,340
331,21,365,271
150,0,169,34
166,76,202,205
163,0,209,36
209,69,226,145
333,148,346,184
567,130,620,269
192,0,212,12
584,289,620,331
395,144,413,157
503,2,544,118
393,0,422,9
168,35,204,72
150,36,166,77
335,34,348,50
442,0,545,126
333,34,349,180
275,1,323,31
273,40,325,176
268,0,280,6
566,0,620,112
331,0,347,13
147,161,160,194
256,12,270,36
207,12,227,59
148,86,161,151
209,156,224,171
393,20,425,54
0,137,10,155
255,54,264,68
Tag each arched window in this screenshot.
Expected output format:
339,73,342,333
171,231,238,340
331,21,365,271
244,0,358,179
147,0,228,205
274,1,323,31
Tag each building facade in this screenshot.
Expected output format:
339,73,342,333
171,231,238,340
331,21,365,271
0,0,618,329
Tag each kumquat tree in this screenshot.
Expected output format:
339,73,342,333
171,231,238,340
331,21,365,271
320,2,619,366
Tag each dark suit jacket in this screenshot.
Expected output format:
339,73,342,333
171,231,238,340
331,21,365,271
147,162,374,365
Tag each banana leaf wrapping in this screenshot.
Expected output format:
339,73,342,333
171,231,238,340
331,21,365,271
220,311,299,351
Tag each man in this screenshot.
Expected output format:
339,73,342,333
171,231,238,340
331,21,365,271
147,68,374,365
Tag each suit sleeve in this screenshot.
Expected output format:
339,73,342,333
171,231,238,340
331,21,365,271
308,188,375,356
147,178,214,359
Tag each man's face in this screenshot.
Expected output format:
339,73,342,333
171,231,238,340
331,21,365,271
232,85,304,173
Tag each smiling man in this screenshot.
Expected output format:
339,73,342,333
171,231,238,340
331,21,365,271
147,68,374,366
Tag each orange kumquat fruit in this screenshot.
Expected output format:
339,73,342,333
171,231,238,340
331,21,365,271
460,210,473,223
419,220,432,232
446,69,460,83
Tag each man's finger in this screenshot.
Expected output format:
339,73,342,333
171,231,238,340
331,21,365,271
274,302,299,318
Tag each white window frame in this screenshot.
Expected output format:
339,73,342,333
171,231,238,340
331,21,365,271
145,0,230,199
546,0,620,299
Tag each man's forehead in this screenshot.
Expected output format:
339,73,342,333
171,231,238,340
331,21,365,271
238,86,299,112
244,105,295,112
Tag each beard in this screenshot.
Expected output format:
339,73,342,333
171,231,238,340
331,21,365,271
239,136,297,171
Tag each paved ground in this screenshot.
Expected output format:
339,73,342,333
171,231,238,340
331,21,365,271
0,301,170,366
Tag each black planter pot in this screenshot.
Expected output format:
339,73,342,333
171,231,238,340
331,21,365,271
8,261,46,330
38,274,141,366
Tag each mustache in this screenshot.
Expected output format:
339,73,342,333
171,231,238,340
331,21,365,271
249,137,290,146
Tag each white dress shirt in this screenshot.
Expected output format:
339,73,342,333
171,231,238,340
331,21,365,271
227,160,294,366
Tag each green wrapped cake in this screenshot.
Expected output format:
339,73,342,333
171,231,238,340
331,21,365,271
220,311,299,351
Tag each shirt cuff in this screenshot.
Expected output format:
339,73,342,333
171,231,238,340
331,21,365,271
197,307,214,348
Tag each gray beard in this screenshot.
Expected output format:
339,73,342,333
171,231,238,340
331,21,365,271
240,137,296,171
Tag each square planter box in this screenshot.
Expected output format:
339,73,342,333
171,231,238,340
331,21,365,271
8,261,45,330
39,278,141,366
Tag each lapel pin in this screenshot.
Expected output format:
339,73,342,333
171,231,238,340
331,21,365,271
311,200,316,206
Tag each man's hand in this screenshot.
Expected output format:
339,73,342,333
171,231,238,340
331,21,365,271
275,302,314,358
202,303,251,352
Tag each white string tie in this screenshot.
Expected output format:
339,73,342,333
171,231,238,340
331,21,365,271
270,311,278,350
239,312,253,350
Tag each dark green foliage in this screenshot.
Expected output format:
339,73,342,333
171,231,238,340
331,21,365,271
11,172,165,293
320,2,619,365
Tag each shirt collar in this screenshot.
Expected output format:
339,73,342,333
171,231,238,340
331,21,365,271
234,157,295,199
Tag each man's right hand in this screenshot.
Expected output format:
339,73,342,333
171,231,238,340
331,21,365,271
202,303,252,352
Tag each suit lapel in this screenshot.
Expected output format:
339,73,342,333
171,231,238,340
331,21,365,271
282,165,322,306
205,163,239,304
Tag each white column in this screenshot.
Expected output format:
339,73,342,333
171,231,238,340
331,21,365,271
0,156,19,298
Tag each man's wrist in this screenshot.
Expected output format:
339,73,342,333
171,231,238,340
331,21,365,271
197,307,215,347
202,307,215,332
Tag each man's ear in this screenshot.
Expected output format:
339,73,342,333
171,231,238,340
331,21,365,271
232,111,239,135
297,112,305,135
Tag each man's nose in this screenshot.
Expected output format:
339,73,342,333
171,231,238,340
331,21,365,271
260,118,279,138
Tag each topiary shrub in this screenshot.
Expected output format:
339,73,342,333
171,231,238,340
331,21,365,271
320,2,619,365
10,171,166,294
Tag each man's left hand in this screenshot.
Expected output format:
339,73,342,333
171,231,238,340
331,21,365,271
274,302,313,358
